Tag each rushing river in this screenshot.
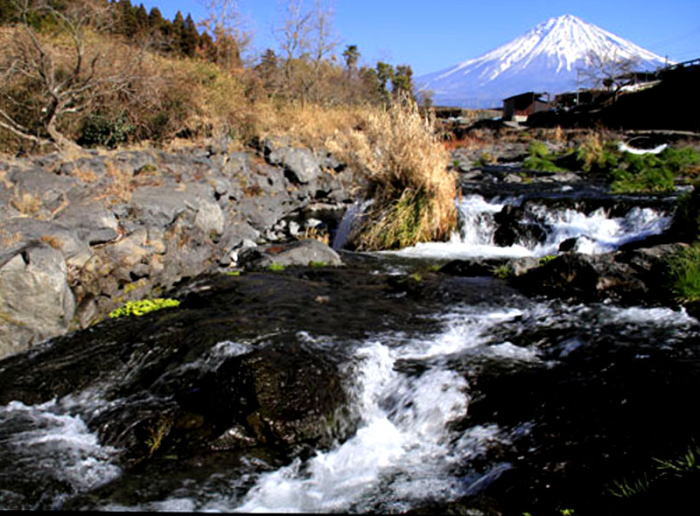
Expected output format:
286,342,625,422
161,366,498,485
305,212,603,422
1,191,698,513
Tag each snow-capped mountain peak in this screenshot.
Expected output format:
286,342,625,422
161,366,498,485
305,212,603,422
417,14,670,108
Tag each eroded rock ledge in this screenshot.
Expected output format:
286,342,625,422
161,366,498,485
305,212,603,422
0,141,357,358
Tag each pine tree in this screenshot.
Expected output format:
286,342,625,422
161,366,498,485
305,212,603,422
343,44,360,73
0,0,18,24
180,13,199,57
147,6,164,28
171,10,185,54
256,49,280,92
392,65,414,101
376,61,394,104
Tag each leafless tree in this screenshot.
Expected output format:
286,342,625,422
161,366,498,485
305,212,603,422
578,49,641,101
272,0,339,104
0,0,142,149
198,0,253,69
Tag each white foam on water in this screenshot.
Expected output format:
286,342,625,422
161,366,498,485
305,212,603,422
227,307,532,513
533,206,672,256
601,305,697,326
385,195,533,260
385,195,671,260
0,400,122,507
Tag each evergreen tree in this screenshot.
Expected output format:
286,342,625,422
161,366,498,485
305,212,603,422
197,31,217,61
392,65,414,101
343,44,360,73
116,0,138,36
147,6,164,30
134,3,148,32
180,13,199,57
376,61,394,104
0,0,18,24
256,48,280,92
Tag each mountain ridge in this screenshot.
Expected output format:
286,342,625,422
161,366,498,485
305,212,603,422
416,14,670,108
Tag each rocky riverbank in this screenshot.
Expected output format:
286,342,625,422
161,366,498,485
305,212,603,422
0,139,357,358
2,134,700,513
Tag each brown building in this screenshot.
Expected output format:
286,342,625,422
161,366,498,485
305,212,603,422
502,92,550,121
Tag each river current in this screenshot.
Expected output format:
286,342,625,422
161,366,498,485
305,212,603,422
1,192,697,513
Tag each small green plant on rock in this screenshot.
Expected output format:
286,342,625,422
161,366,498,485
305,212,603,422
309,261,328,268
109,298,181,318
539,254,558,265
492,263,512,279
476,152,497,167
145,417,173,457
522,141,565,173
409,272,423,282
607,442,700,500
267,262,286,272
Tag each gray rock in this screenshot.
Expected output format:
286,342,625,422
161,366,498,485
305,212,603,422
54,201,119,245
0,244,75,359
10,166,80,208
268,147,322,184
236,194,296,234
0,218,90,268
239,239,343,269
130,185,224,236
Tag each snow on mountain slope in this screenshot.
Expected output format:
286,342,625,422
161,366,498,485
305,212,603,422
416,14,670,108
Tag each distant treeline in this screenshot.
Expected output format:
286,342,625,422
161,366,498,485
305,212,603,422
0,0,423,153
0,0,227,62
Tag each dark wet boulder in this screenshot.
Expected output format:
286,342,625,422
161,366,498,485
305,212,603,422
187,341,352,451
493,204,548,248
667,185,700,243
440,259,507,277
513,244,683,304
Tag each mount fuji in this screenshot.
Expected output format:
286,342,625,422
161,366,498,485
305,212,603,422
416,14,670,108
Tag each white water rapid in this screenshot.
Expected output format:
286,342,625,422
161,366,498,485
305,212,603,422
383,194,672,260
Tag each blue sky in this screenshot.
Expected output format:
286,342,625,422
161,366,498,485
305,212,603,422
137,0,700,75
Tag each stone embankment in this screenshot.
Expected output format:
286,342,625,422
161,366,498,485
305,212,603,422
0,139,357,358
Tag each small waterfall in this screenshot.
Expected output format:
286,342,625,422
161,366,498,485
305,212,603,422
332,200,373,250
385,194,672,260
453,194,512,246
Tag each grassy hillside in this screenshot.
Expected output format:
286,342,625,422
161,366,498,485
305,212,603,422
0,0,457,250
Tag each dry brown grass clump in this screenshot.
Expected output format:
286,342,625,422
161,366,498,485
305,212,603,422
328,99,457,250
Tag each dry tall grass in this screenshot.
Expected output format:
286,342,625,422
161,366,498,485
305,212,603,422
328,99,457,250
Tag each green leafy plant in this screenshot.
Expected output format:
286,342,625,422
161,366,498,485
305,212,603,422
667,244,700,302
522,141,566,172
610,152,675,193
476,152,497,167
539,254,558,265
409,272,423,282
607,442,700,500
267,262,286,272
309,261,328,268
492,263,512,279
608,473,653,499
523,155,566,173
78,112,134,149
225,270,241,276
109,298,180,318
145,418,173,457
653,443,700,474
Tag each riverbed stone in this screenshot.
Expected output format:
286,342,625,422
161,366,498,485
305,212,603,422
0,244,75,358
268,147,322,185
513,244,682,304
238,239,343,269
